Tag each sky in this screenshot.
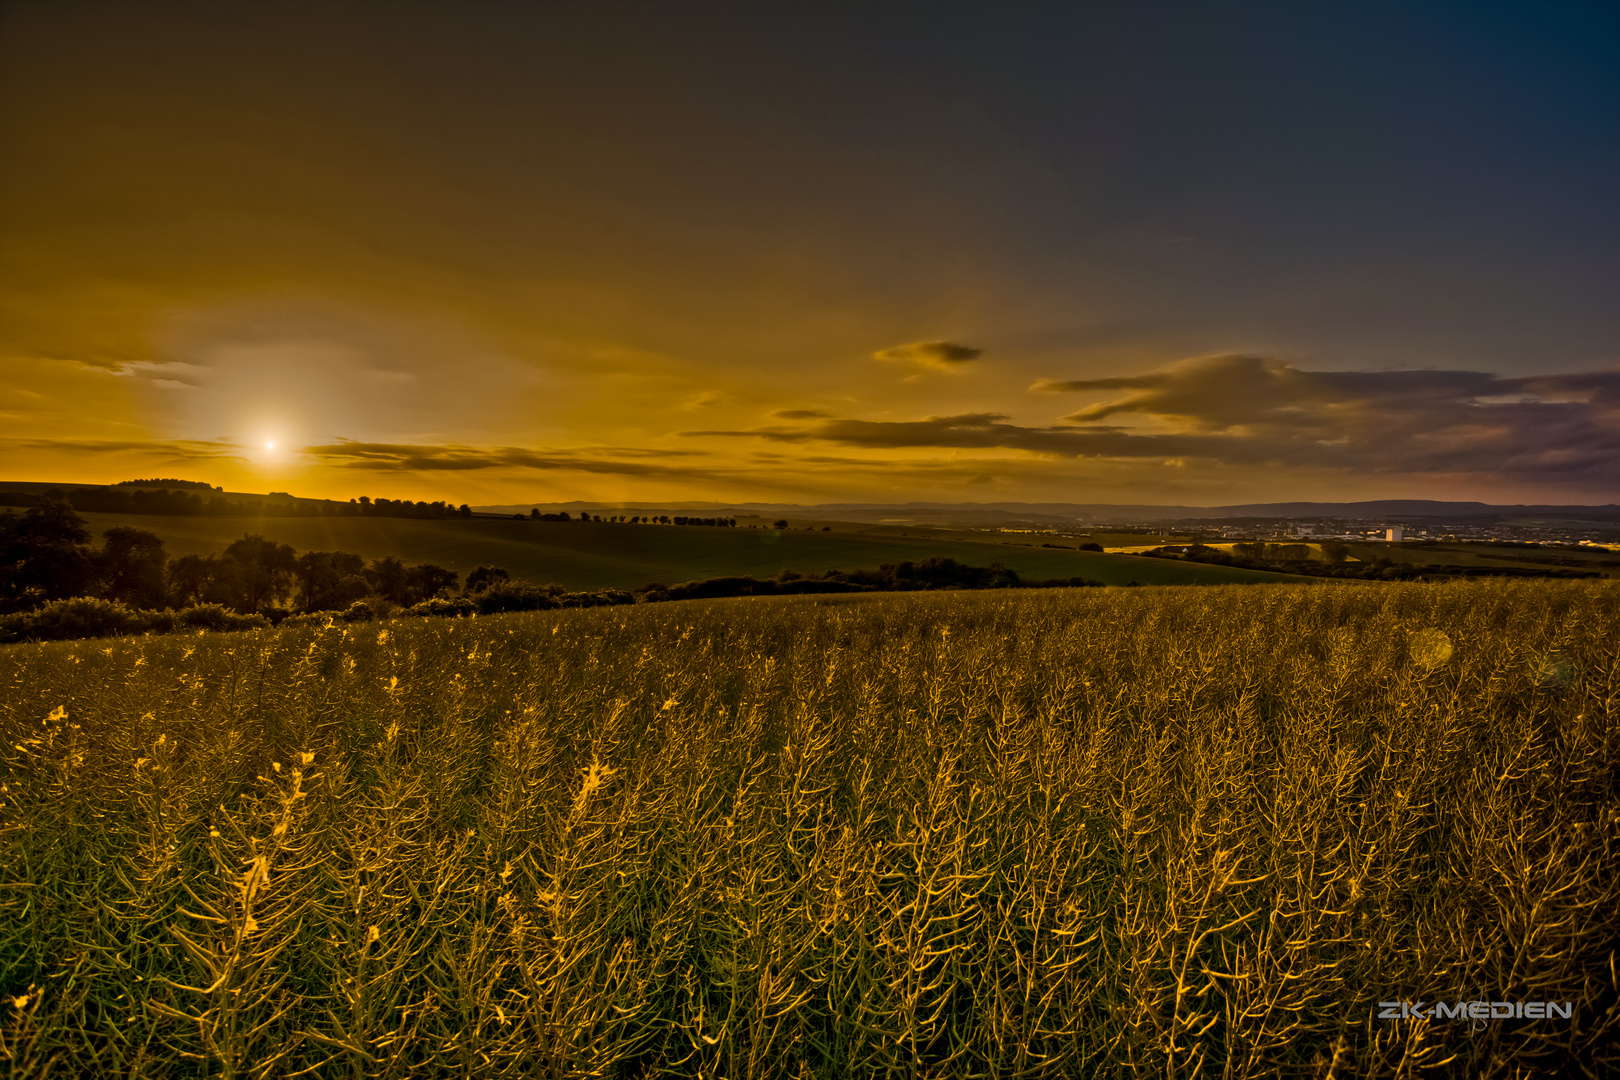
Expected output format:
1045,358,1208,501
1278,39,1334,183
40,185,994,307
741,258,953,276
2,0,1617,507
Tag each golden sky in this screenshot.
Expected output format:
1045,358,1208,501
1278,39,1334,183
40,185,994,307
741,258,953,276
3,2,1616,507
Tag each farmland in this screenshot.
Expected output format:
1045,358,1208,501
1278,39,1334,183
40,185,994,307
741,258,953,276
63,511,1310,590
2,580,1616,1077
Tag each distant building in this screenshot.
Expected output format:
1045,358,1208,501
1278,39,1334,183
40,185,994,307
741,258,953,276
1386,527,1403,542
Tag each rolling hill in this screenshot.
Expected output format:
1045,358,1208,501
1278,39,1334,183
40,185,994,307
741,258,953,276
64,511,1315,591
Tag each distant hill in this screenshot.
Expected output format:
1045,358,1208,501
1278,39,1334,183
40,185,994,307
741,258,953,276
57,511,1312,591
476,499,1620,527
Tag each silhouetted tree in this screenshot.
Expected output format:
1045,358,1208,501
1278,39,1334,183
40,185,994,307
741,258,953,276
169,554,245,609
223,534,297,613
97,526,168,608
293,550,370,612
0,498,95,612
406,563,458,603
463,565,510,594
365,556,411,604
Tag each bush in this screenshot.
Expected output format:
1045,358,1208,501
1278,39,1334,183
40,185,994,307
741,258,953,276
556,590,635,608
402,597,479,618
176,603,270,633
0,598,268,643
473,583,563,615
337,597,397,623
0,597,145,643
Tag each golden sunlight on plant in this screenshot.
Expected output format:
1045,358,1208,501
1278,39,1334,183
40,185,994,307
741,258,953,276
0,580,1616,1077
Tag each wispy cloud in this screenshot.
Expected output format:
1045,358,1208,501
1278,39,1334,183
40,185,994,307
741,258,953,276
1,437,245,462
872,341,984,371
303,439,723,479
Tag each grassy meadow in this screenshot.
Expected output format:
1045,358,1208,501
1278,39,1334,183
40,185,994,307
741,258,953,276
2,580,1617,1077
65,511,1310,591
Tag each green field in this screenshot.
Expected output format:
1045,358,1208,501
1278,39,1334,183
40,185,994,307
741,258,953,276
2,580,1615,1076
1360,541,1620,576
68,511,1314,590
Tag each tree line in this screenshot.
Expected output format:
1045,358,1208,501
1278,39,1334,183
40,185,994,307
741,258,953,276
530,512,738,527
0,498,470,617
0,486,474,520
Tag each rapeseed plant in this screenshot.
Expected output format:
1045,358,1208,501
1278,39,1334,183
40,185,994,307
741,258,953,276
0,580,1614,1077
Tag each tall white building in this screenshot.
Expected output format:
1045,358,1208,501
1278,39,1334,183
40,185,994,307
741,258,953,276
1386,527,1403,542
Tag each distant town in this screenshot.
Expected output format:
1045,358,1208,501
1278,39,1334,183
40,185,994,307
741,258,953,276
990,519,1619,550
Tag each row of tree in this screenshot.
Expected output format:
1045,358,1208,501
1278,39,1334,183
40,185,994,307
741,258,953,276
0,499,475,616
523,511,738,527
0,486,474,521
3,486,770,530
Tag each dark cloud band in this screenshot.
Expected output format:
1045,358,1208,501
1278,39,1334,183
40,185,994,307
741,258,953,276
686,355,1620,481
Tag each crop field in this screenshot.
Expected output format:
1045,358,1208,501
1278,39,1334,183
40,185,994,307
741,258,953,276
2,581,1617,1077
63,511,1308,591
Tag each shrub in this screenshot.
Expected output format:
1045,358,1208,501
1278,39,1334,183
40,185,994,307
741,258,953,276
402,597,479,618
0,598,271,642
473,583,563,615
337,597,397,623
0,596,144,642
556,590,635,608
279,611,335,629
176,603,269,632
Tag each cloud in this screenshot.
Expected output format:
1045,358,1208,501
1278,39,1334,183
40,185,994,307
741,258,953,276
303,439,724,480
1,437,245,462
771,408,832,420
681,391,734,410
685,354,1620,483
872,341,984,371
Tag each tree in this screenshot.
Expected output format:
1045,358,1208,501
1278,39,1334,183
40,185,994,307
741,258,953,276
464,565,510,594
364,556,411,604
169,554,245,609
294,550,370,612
223,534,297,613
406,563,458,603
772,519,789,529
0,498,95,612
97,526,168,608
